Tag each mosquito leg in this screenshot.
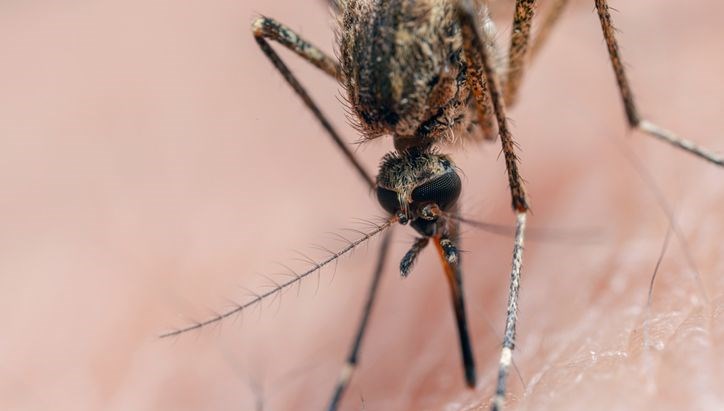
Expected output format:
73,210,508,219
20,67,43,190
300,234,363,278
503,0,537,107
480,0,572,108
434,226,477,387
464,3,498,141
251,17,376,187
593,0,723,166
497,0,573,107
528,0,571,62
492,212,526,411
400,237,429,277
326,229,393,411
457,1,529,212
457,2,530,409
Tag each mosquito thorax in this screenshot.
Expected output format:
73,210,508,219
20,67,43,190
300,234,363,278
338,1,469,145
376,150,461,235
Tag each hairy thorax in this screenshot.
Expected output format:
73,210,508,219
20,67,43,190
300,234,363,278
338,0,475,150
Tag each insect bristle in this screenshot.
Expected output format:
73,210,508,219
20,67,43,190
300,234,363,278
159,217,395,339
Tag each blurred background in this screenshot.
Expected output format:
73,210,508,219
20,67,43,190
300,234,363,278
0,1,722,410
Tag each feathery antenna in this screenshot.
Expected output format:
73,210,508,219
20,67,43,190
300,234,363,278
159,216,396,339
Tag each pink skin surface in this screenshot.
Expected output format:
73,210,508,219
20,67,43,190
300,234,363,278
0,1,723,410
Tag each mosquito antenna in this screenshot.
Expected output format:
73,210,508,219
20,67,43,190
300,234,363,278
221,297,245,327
448,213,603,244
235,284,265,321
350,217,385,231
259,273,287,315
340,227,375,252
159,217,396,339
290,250,322,271
310,242,342,285
274,261,306,296
327,231,358,248
287,250,325,295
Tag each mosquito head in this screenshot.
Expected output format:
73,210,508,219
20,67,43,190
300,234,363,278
376,150,461,236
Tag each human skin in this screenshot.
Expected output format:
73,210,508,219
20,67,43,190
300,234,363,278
0,1,722,411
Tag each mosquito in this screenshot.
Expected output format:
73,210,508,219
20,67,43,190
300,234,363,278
162,0,723,410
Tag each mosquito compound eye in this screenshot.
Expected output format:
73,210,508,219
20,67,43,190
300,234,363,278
376,186,401,215
411,170,462,211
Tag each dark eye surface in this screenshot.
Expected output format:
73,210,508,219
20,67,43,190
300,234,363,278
411,170,461,211
376,186,400,215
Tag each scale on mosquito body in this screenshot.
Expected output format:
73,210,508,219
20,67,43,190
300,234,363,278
162,1,723,410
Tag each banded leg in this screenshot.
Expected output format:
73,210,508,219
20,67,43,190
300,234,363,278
494,0,572,107
251,17,376,187
434,221,477,387
504,0,538,107
594,0,723,166
466,3,499,141
529,0,571,62
457,2,530,410
457,1,529,212
326,229,393,411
